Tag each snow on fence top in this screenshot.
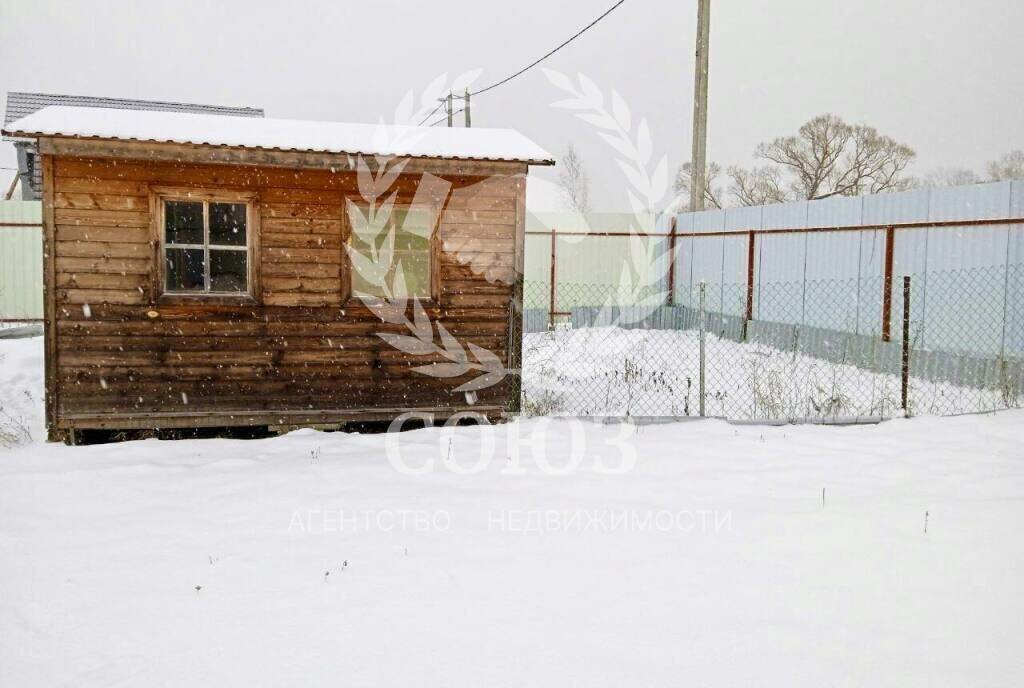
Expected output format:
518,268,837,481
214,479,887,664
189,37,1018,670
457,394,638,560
670,180,1024,235
2,105,555,166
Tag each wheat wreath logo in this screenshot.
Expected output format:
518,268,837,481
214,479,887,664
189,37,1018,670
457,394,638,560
544,69,674,326
353,71,674,393
345,72,511,394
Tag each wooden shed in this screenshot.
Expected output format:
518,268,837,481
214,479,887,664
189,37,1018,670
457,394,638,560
2,106,553,442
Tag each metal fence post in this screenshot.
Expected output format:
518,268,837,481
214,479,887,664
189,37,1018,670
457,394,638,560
742,230,755,341
901,275,911,415
882,226,895,341
548,228,556,330
698,281,706,417
666,216,677,306
998,231,1012,400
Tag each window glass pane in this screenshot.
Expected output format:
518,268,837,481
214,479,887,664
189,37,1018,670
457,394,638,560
394,228,430,251
165,201,203,244
351,213,390,249
398,208,433,239
349,229,376,252
349,205,432,298
396,253,430,297
210,202,247,246
352,269,386,299
165,248,205,292
210,250,248,292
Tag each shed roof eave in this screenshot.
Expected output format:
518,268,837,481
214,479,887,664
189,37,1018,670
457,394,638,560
26,135,551,173
3,105,556,166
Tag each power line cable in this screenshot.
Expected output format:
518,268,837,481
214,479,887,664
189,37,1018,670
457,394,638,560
464,0,626,98
417,100,446,126
428,108,465,127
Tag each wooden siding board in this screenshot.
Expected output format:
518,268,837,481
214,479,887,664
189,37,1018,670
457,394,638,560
48,154,521,433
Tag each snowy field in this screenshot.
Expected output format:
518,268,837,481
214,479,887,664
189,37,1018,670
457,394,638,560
2,335,1024,686
523,327,1013,419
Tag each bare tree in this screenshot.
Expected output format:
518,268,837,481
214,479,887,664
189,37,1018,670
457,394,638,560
756,114,915,200
557,144,591,215
986,150,1024,181
728,166,789,206
673,161,723,210
920,167,980,187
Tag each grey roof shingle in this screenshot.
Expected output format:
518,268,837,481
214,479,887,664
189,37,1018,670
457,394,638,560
4,91,263,140
4,91,264,199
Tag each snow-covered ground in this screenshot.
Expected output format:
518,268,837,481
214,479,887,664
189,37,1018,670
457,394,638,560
0,335,43,447
1,335,1023,686
523,327,1012,419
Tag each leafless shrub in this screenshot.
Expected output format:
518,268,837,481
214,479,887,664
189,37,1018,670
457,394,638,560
557,144,591,215
673,161,723,210
0,405,32,447
986,150,1024,181
728,165,789,206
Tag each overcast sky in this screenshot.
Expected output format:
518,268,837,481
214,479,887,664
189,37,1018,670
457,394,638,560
2,0,1022,209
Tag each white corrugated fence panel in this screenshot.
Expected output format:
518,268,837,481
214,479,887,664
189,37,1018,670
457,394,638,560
804,231,864,331
1012,181,1024,217
925,225,1009,271
723,206,762,232
692,208,725,234
806,195,864,227
862,187,929,225
890,228,929,347
857,231,887,335
0,201,43,321
761,200,808,230
927,182,1012,222
721,234,748,315
923,225,1009,355
1006,227,1023,356
673,213,696,307
690,235,725,309
806,230,863,281
755,233,806,322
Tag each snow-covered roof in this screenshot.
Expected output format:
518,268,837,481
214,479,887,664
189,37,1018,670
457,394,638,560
3,92,263,142
2,105,555,166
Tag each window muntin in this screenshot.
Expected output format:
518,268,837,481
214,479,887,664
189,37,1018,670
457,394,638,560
349,206,433,299
163,199,250,295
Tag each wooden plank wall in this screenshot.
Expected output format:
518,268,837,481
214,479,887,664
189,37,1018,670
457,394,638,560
50,156,524,429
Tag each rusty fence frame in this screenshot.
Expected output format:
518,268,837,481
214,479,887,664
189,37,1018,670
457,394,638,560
526,216,1024,335
4,218,1022,328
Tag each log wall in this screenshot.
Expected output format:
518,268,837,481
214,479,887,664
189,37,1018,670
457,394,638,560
45,153,526,435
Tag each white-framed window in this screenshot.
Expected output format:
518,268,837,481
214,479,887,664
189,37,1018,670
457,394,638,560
348,204,437,300
158,194,254,296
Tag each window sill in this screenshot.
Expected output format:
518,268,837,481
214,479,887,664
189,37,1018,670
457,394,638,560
156,293,260,307
342,295,440,311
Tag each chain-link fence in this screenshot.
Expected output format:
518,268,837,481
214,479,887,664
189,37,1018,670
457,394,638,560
520,228,1023,422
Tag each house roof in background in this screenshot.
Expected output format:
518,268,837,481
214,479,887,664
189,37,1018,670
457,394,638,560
3,91,263,141
3,106,556,165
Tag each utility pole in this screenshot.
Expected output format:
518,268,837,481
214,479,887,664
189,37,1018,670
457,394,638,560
690,0,710,211
447,92,454,127
464,90,471,128
4,172,18,200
